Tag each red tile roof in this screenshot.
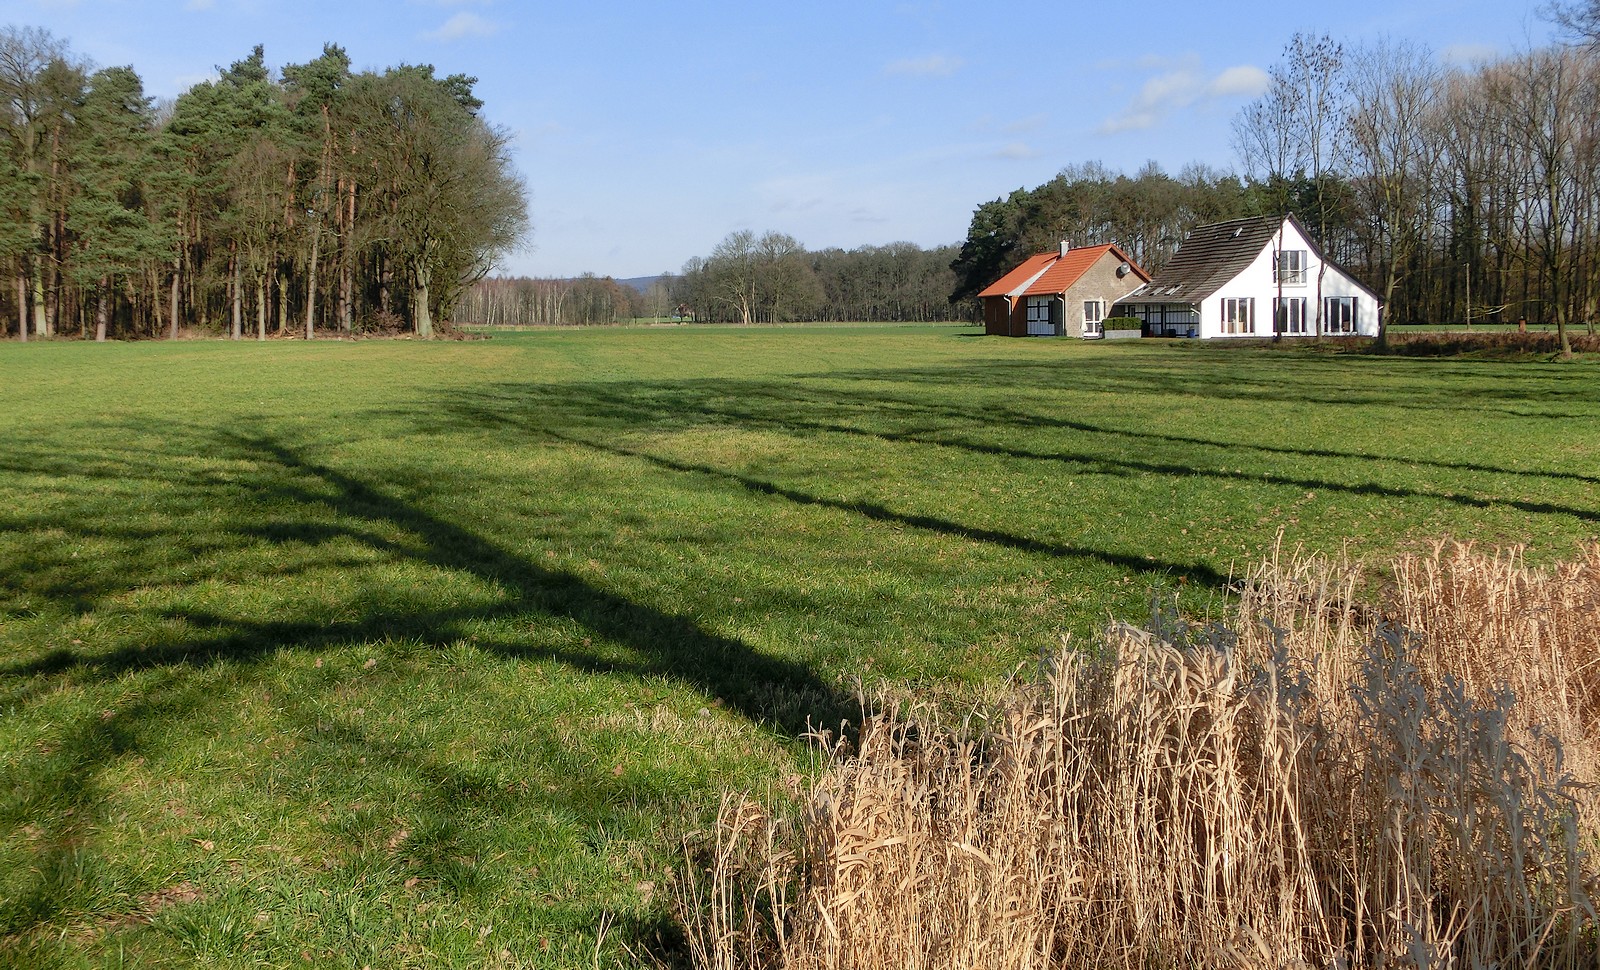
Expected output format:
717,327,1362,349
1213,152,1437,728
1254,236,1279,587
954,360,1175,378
977,244,1149,299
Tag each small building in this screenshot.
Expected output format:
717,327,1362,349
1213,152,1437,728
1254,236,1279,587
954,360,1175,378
1114,214,1381,339
979,243,1150,338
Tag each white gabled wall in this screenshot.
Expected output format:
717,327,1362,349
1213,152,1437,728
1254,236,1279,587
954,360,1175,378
1198,218,1380,338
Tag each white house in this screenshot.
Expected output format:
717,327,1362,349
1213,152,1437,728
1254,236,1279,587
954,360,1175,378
1114,214,1381,339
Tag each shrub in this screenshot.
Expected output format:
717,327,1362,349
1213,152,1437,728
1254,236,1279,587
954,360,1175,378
1382,331,1600,356
1101,316,1142,332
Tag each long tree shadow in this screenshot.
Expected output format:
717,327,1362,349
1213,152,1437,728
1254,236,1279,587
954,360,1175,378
2,421,863,962
2,427,852,738
431,379,1600,528
0,668,222,943
540,428,1233,590
584,368,1600,490
770,372,1600,488
861,353,1600,417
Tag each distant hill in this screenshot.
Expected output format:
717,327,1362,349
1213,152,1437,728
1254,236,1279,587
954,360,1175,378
617,275,664,293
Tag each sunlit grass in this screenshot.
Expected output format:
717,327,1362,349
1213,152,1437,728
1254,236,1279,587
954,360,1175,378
1,326,1597,966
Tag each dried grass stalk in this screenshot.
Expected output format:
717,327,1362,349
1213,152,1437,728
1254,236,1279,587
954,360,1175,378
675,542,1600,969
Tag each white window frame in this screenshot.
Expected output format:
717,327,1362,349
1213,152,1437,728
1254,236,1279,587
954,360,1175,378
1221,297,1255,335
1083,299,1104,337
1324,296,1358,334
1275,250,1307,286
1275,297,1308,334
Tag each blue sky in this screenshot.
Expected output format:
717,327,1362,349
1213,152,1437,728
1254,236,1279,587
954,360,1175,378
14,0,1556,279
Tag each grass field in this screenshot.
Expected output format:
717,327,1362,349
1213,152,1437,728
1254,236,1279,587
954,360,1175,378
2,325,1598,967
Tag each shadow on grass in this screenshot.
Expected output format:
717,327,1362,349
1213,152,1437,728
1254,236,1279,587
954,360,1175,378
426,373,1600,529
0,670,218,941
781,366,1600,489
854,352,1600,419
541,428,1233,590
1,422,855,960
2,427,849,737
5,344,1597,961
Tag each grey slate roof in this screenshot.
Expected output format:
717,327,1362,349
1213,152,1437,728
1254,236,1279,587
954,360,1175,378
1117,215,1283,305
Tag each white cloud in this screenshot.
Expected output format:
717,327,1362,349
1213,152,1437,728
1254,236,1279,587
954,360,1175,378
1209,65,1269,98
992,142,1038,160
1442,43,1498,66
1098,57,1267,134
423,11,499,42
970,113,1048,135
883,54,964,78
754,173,832,219
1002,113,1047,134
171,71,220,93
769,196,825,214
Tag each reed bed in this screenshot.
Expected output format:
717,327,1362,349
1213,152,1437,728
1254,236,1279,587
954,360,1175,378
674,541,1600,969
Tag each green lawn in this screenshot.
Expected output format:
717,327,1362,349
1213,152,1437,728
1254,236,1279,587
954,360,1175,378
3,325,1597,967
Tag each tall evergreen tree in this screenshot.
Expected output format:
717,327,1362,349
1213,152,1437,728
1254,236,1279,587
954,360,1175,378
67,66,167,340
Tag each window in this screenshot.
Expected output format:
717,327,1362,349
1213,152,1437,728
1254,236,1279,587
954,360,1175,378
1324,296,1359,334
1026,297,1054,336
1275,250,1307,285
1083,300,1104,337
1275,297,1307,334
1221,297,1255,335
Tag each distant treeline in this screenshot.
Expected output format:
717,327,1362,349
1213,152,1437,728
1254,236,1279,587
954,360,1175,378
955,30,1600,350
1,26,526,341
466,27,1600,341
459,238,965,326
461,274,644,327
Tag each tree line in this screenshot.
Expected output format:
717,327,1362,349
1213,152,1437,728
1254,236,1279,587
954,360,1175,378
673,231,963,325
459,274,647,327
948,162,1256,304
459,234,965,326
954,11,1600,352
479,20,1600,338
0,25,527,341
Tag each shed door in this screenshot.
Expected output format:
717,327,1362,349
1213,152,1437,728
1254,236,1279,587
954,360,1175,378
1026,297,1054,336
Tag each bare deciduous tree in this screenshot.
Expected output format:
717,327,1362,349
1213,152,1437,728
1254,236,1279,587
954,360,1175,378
1346,40,1441,340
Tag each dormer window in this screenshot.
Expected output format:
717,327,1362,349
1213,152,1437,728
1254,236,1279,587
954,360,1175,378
1275,250,1307,285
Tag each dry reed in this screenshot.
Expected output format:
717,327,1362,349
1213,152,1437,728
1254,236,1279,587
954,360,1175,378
674,541,1600,969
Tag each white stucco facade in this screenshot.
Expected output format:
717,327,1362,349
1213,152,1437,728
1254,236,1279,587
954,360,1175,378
1196,219,1380,339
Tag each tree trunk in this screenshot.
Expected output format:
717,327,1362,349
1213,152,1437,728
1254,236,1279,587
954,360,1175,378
30,260,47,338
338,258,352,332
94,279,109,342
379,253,392,316
14,275,25,342
257,276,267,341
305,224,320,340
230,251,243,340
340,178,356,332
275,270,288,335
52,269,65,337
169,259,180,340
413,260,433,338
